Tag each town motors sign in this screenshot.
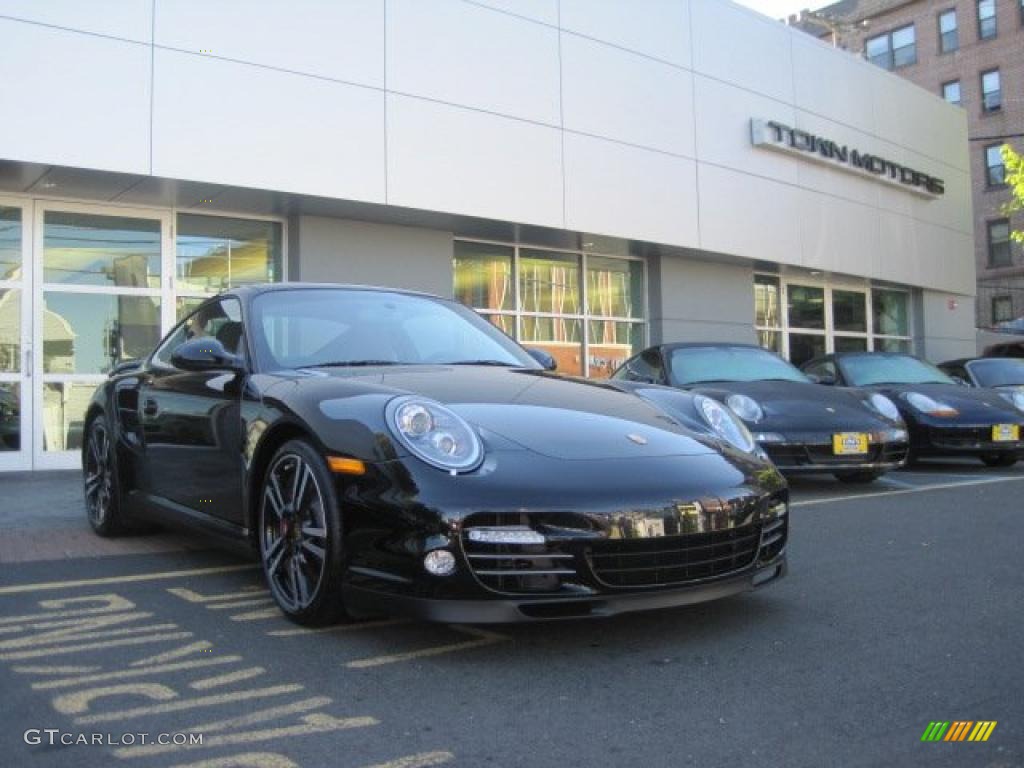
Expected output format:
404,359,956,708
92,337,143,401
750,118,944,198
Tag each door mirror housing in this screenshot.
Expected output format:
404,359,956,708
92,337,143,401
526,347,557,371
171,338,246,373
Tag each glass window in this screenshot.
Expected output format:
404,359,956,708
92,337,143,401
788,333,826,368
986,145,1005,186
939,9,959,51
521,316,583,376
873,289,909,337
942,80,961,106
42,382,97,452
835,336,869,353
518,250,581,315
587,320,643,379
978,0,997,38
787,284,825,329
43,212,161,288
176,215,282,295
0,289,20,373
0,382,20,452
43,293,161,375
453,241,513,312
981,70,1001,112
0,206,21,281
832,290,867,333
992,296,1014,324
865,34,892,69
611,349,663,383
988,220,1012,266
587,256,643,319
875,337,911,354
669,346,807,386
891,25,916,67
967,358,1024,386
755,274,781,329
154,298,243,368
176,295,209,321
757,329,782,354
840,354,953,386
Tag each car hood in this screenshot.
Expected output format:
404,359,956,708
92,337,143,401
867,382,1023,421
304,365,719,460
689,380,895,431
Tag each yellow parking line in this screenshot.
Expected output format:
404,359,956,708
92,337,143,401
0,564,255,595
346,627,506,669
0,631,193,661
27,656,245,690
132,640,211,666
230,608,282,622
190,666,265,690
167,586,265,604
359,752,454,768
206,598,274,611
267,619,408,637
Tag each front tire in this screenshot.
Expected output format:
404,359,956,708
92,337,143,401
980,453,1018,468
84,414,128,536
834,470,884,484
259,439,348,626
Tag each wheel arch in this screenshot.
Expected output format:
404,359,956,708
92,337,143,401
246,420,321,543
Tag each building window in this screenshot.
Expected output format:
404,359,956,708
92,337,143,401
978,0,997,38
981,69,1001,112
988,219,1012,266
175,214,284,319
865,24,916,70
453,240,645,378
986,144,1006,186
753,278,912,362
939,9,959,52
942,80,962,106
992,296,1014,324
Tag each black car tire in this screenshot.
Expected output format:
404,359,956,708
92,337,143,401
259,439,349,626
84,414,129,537
980,453,1018,468
834,470,884,484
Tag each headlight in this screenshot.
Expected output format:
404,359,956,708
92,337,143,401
387,397,483,472
1000,390,1024,413
903,392,959,418
866,393,902,422
695,395,757,453
725,394,764,423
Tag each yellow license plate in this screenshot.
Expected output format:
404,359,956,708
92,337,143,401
833,432,869,455
992,424,1020,442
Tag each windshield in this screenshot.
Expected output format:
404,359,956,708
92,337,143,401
841,354,954,386
251,289,538,371
967,359,1024,388
669,346,808,385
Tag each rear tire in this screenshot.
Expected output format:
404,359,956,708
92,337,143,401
259,439,349,626
84,414,129,537
834,470,884,484
980,453,1018,468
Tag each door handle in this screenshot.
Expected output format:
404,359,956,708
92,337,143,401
143,399,159,417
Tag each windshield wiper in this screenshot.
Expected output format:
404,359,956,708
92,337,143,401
442,360,518,367
681,379,737,385
312,360,410,368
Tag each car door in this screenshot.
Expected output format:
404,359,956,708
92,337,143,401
138,297,246,526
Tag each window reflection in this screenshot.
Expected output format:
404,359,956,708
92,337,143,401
755,275,780,328
0,289,20,373
787,285,825,329
0,207,21,281
0,382,19,451
519,250,581,315
873,290,908,337
43,293,161,374
832,290,867,333
788,333,826,367
587,320,643,379
43,212,161,288
587,257,642,319
521,316,583,375
177,214,282,294
43,382,96,452
454,242,513,312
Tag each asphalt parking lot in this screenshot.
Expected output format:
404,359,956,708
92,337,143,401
1,463,1022,768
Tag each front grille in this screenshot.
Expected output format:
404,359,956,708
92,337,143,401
764,442,908,467
928,426,1022,450
759,512,787,563
586,524,760,588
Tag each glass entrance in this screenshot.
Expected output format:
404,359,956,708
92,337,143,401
33,204,170,469
0,200,31,470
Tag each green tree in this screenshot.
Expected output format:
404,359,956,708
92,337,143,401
1003,144,1024,244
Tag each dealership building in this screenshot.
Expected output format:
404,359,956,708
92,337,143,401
0,0,973,471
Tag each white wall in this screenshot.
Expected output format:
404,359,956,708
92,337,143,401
0,0,973,298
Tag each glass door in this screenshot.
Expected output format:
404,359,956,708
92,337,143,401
33,203,171,470
0,199,32,471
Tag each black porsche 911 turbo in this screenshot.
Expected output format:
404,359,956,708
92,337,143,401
938,357,1024,391
802,351,1024,467
611,343,909,483
83,284,788,624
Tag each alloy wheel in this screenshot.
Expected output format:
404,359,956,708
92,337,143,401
84,421,113,527
261,453,329,612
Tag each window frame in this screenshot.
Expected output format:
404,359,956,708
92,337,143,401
938,8,959,52
453,238,648,379
941,79,962,106
985,143,1006,187
977,0,997,39
150,295,246,371
987,219,1013,267
980,69,1002,113
992,295,1014,324
864,23,917,70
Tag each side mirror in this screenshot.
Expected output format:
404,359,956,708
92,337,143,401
171,337,245,373
952,376,970,387
526,347,557,371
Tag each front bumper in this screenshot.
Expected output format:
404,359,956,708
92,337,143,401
760,434,908,473
916,424,1024,456
344,559,786,623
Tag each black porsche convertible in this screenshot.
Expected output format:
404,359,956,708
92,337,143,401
611,343,909,483
83,284,788,624
802,351,1024,467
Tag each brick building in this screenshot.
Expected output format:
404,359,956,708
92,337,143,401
792,0,1024,328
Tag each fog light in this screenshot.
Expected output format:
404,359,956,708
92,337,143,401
753,432,786,443
423,549,456,576
768,500,788,518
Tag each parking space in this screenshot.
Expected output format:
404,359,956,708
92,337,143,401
1,466,1022,767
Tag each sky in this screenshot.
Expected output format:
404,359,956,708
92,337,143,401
733,0,821,21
